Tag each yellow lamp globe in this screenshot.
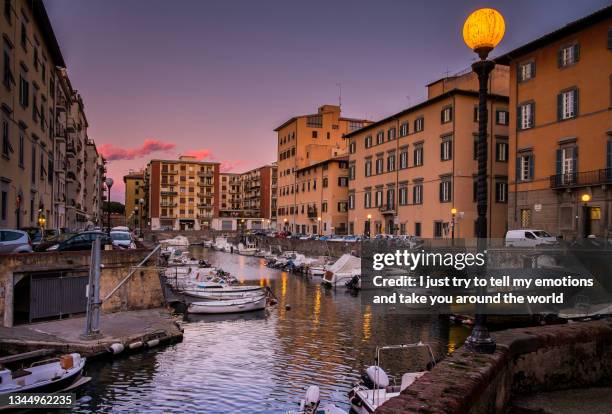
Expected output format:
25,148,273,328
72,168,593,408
463,8,505,59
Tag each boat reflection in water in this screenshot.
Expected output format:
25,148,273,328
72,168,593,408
66,248,469,414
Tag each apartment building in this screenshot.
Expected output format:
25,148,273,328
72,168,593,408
496,6,612,239
214,164,277,231
287,155,349,235
145,156,220,230
83,138,104,226
123,169,145,228
346,67,510,238
0,0,64,228
275,104,370,233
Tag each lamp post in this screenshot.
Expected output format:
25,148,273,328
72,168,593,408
367,214,372,238
317,216,322,236
450,207,457,244
105,178,114,233
37,209,46,242
139,198,145,237
462,8,505,354
283,218,288,232
581,193,591,238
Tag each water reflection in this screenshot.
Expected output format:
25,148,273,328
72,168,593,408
67,248,469,413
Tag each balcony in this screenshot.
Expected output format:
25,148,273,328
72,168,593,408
197,203,214,208
198,181,213,187
162,170,178,175
198,171,214,178
161,188,178,195
160,202,178,208
380,204,395,215
307,208,318,219
550,169,612,190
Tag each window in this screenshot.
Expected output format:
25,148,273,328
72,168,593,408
364,191,371,208
322,202,328,212
20,21,27,50
312,131,318,138
496,141,508,162
519,61,535,81
365,136,372,148
414,117,424,132
439,180,451,203
496,110,508,125
413,183,423,204
441,106,452,123
387,127,396,141
1,118,9,157
19,75,28,107
349,121,363,131
399,186,408,205
364,160,372,177
520,209,532,228
495,181,508,203
556,147,577,184
473,106,479,122
440,138,452,161
386,188,395,209
3,43,13,89
348,164,355,180
518,102,534,130
415,222,422,237
4,0,11,23
376,131,384,145
387,154,395,172
349,141,356,154
338,177,348,187
31,145,36,184
18,131,23,166
400,122,408,137
348,194,355,210
559,44,579,67
307,115,322,128
434,221,444,238
399,150,408,169
517,153,534,182
413,145,423,166
558,89,578,120
375,158,383,174
375,190,383,207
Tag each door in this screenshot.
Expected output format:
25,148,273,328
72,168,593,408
29,274,88,321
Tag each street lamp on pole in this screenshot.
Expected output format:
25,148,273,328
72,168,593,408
581,193,591,237
139,198,145,237
366,214,372,238
462,7,505,354
317,216,322,236
450,207,457,244
105,178,114,233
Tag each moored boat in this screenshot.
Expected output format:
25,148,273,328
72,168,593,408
187,294,267,314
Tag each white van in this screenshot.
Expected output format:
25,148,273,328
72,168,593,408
505,229,557,247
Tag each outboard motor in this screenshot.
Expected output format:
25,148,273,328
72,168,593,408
299,385,320,414
345,275,360,290
361,366,390,390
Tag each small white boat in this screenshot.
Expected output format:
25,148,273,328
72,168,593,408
180,284,266,300
321,254,361,287
237,241,257,256
0,353,89,396
348,342,436,414
203,240,213,248
287,385,348,414
188,294,267,314
159,235,190,247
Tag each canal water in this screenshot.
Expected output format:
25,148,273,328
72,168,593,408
68,248,469,413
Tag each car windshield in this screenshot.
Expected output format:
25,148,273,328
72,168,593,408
111,232,131,241
533,231,552,238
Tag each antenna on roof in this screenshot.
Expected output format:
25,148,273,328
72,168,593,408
336,82,342,108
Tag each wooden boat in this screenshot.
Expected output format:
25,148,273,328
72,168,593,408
187,294,267,314
180,285,265,300
0,353,89,396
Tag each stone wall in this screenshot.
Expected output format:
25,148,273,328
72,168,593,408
376,319,612,414
253,236,359,258
0,249,163,327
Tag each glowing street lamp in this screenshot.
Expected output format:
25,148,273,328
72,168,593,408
462,8,505,354
37,209,46,241
450,207,457,242
317,216,322,236
581,194,591,237
366,214,372,238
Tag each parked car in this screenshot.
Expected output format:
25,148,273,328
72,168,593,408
20,227,61,247
0,229,33,253
505,229,557,247
50,231,113,252
34,232,77,252
110,231,136,249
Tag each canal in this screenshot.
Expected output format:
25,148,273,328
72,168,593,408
67,248,469,413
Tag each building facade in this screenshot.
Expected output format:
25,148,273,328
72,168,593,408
275,104,370,233
144,156,219,230
123,169,145,229
83,137,104,226
497,6,612,239
346,67,510,238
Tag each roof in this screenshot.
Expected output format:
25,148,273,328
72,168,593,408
123,172,144,182
295,155,349,173
148,159,220,165
495,5,612,65
344,89,509,138
28,0,66,67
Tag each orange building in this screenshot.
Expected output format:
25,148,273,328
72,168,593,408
346,67,509,238
275,104,370,233
496,6,612,239
144,156,219,230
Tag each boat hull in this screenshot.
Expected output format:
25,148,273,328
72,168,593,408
187,295,267,314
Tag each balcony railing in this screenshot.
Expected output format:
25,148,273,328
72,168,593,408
380,204,395,215
198,203,214,208
160,202,178,207
161,170,178,175
161,189,178,195
307,208,318,219
550,169,612,189
198,171,214,178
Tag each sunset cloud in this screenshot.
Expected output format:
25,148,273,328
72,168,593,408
182,148,214,160
99,139,176,161
220,160,244,172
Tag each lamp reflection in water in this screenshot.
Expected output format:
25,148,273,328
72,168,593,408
281,272,287,298
313,286,321,325
362,305,372,341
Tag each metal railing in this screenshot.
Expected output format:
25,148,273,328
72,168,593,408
550,169,612,189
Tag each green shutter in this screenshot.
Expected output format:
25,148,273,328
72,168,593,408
516,157,521,182
529,154,535,180
557,93,563,121
573,44,580,62
574,88,579,116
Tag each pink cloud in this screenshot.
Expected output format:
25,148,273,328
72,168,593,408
183,148,214,160
220,160,244,172
99,139,176,161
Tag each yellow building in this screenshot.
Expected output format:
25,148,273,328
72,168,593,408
123,169,145,229
496,5,612,239
275,104,370,233
346,67,509,238
0,0,64,228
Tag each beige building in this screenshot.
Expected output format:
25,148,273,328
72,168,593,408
123,169,145,229
496,6,612,239
346,67,509,238
275,104,370,233
144,156,220,230
84,138,104,226
0,0,64,228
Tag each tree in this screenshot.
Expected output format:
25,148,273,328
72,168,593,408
103,201,125,214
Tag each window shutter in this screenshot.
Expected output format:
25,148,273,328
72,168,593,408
413,186,416,203
557,48,563,67
517,106,522,130
529,154,535,180
449,140,453,160
530,61,536,78
573,147,578,181
574,88,579,116
531,102,535,127
440,110,444,124
573,44,580,62
440,142,444,160
557,93,563,121
607,141,612,179
556,149,562,176
516,157,521,182
439,182,443,202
